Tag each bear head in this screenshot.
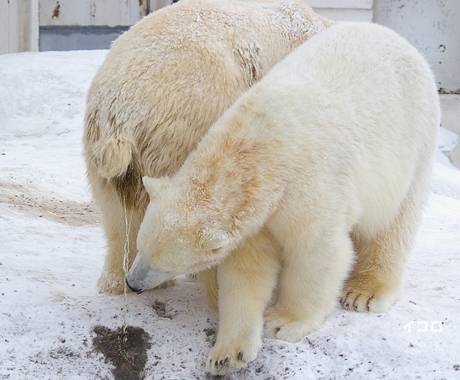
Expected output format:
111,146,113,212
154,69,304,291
125,176,231,293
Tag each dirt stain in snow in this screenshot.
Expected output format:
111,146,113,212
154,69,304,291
93,325,151,380
0,183,100,226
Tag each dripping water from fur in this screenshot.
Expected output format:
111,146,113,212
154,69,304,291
122,193,132,340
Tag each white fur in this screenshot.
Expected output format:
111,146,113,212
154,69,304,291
132,22,440,374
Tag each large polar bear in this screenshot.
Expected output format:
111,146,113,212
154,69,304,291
126,22,440,374
83,0,332,297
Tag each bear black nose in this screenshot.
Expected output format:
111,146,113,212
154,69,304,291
125,278,143,294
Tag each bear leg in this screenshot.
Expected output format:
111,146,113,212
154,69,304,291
264,226,354,343
95,180,145,295
343,183,425,313
206,227,280,375
196,267,219,310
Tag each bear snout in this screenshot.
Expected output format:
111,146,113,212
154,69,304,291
126,251,178,292
125,278,144,294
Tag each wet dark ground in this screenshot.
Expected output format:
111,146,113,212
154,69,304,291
93,325,151,380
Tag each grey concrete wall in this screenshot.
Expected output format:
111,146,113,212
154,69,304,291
0,0,39,54
309,0,374,22
36,0,172,51
373,0,460,168
39,26,130,52
374,0,460,93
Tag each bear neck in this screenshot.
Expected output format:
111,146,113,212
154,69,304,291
176,104,286,245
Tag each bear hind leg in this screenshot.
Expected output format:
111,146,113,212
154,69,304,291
94,176,146,295
341,238,404,313
343,185,424,313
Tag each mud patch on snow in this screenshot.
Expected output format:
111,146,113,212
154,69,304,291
151,300,167,318
203,327,217,346
93,325,151,380
0,183,100,226
151,299,179,319
49,346,81,360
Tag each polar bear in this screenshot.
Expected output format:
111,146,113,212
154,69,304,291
83,0,332,297
126,22,440,374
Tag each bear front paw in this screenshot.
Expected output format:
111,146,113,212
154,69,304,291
205,337,260,375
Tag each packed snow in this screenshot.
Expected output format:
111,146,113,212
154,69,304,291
0,50,459,380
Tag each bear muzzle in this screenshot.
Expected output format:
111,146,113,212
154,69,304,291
125,251,177,293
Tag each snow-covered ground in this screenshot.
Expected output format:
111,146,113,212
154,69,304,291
1,50,459,380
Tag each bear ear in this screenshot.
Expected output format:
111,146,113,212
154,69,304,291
202,232,230,251
142,176,169,198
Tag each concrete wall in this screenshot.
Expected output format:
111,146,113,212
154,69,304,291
37,0,163,51
309,0,374,22
374,0,460,94
372,0,460,167
0,0,39,54
0,0,171,53
38,25,131,52
38,0,148,27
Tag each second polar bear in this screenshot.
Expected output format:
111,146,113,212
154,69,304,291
126,23,440,374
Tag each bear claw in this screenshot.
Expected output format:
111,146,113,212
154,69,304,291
342,284,397,314
205,338,260,375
